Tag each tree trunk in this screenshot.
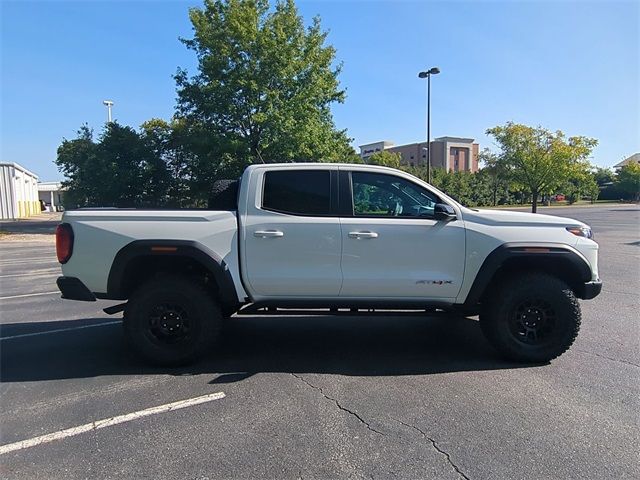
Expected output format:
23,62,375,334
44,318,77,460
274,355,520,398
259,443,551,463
531,190,539,213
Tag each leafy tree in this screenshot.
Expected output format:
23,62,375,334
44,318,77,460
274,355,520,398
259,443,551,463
592,167,616,187
56,123,170,208
479,148,511,206
586,178,601,204
562,168,598,204
140,118,196,207
616,162,640,201
55,125,102,207
367,150,401,168
174,0,355,195
486,122,597,212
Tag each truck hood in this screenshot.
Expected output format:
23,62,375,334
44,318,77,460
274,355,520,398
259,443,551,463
462,208,588,228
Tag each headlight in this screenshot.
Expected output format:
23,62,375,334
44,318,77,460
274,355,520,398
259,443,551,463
566,226,593,239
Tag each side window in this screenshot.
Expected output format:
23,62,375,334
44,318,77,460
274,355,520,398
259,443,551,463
262,170,331,216
351,172,438,218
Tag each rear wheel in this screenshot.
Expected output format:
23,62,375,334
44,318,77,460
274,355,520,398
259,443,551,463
480,273,581,362
123,275,222,366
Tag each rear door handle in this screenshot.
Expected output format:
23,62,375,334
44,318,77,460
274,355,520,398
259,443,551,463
254,230,284,238
348,231,378,239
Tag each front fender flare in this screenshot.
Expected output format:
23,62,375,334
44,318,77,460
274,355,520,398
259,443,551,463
463,242,593,307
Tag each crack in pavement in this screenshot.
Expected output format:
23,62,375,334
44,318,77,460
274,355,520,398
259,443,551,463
574,349,640,368
394,418,470,480
290,373,385,436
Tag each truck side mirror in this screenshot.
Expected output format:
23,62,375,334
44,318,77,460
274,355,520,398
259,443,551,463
434,203,456,222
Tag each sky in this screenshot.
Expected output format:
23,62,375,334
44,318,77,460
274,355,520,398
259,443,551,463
1,0,638,181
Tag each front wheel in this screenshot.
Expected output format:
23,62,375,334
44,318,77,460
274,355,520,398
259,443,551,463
480,273,581,362
123,275,222,366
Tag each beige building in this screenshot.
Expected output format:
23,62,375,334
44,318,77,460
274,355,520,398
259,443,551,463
614,153,640,170
360,137,479,173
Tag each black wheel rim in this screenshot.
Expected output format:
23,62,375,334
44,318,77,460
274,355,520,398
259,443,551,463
147,303,191,345
508,299,557,346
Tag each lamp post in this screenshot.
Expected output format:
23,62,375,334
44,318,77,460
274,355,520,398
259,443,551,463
102,100,114,123
418,67,440,184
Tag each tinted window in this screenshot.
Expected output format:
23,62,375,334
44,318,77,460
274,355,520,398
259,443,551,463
351,172,438,218
263,170,331,215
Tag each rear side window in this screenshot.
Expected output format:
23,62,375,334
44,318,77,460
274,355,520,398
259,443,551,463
262,170,331,216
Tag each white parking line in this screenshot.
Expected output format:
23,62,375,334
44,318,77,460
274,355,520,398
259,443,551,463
0,257,57,265
0,291,59,300
0,270,59,278
0,392,226,455
0,320,122,341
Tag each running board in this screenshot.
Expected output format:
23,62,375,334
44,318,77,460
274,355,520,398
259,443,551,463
103,303,126,315
236,306,450,317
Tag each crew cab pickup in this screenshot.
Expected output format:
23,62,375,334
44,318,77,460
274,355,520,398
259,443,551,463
56,163,601,365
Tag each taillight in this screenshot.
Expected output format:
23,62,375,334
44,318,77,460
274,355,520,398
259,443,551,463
56,223,74,264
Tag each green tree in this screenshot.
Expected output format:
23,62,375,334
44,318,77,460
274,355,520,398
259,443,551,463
486,122,597,212
592,167,616,187
140,118,196,207
56,123,170,208
616,163,640,201
478,148,511,206
367,150,401,168
174,0,355,197
562,167,598,204
55,125,101,207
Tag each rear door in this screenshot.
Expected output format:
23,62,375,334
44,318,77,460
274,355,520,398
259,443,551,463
242,167,343,298
338,169,466,300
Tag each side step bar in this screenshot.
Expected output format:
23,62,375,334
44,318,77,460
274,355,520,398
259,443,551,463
236,306,448,317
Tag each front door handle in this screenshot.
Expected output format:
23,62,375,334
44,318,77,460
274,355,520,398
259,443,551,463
348,231,378,239
254,230,284,238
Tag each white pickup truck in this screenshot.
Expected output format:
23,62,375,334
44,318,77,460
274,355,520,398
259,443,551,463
56,163,601,365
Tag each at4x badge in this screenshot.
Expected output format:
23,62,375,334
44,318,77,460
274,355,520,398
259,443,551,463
416,280,453,285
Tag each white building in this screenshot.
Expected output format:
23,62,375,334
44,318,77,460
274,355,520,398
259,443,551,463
0,162,40,220
38,182,65,212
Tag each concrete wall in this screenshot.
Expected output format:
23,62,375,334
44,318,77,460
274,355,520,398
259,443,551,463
0,163,40,220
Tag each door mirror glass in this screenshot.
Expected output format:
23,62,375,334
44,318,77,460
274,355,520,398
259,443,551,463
434,203,456,221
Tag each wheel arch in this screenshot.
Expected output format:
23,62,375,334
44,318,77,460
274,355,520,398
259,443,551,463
106,240,240,311
464,242,592,308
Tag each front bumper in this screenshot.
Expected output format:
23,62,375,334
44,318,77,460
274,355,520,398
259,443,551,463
577,280,602,300
57,276,96,302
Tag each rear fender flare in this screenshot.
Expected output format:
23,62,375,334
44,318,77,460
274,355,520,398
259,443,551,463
107,240,239,308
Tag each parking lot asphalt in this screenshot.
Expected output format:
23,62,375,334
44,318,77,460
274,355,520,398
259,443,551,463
1,205,638,479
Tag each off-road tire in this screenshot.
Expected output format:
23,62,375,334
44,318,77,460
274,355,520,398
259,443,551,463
480,273,581,363
123,275,222,366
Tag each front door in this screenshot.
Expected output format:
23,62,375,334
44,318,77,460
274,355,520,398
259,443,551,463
339,170,465,299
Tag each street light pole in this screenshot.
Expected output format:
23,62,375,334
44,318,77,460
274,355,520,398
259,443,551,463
426,74,431,183
418,67,440,184
102,100,114,123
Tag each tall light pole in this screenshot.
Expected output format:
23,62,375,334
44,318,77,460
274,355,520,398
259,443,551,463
102,100,114,123
418,67,440,184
